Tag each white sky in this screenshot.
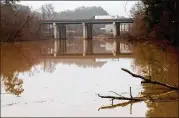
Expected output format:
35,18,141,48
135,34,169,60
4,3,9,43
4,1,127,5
18,1,138,17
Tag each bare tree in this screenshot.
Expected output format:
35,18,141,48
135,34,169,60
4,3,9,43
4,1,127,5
40,4,55,20
0,4,44,42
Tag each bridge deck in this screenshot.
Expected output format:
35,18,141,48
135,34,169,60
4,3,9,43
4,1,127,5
40,18,133,24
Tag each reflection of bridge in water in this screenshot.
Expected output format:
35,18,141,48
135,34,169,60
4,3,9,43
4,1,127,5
41,39,133,59
41,58,107,69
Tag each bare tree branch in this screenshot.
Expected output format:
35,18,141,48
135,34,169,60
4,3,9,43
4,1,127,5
97,94,143,101
7,14,35,42
121,68,179,91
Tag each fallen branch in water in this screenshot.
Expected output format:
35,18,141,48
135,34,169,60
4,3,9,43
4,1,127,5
98,68,179,113
97,94,143,101
98,86,144,107
121,68,179,91
98,89,178,112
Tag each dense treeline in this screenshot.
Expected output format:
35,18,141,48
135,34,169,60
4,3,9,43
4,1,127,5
0,3,45,42
130,1,179,117
130,0,178,47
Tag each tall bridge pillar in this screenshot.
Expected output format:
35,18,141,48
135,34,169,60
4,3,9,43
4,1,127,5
53,23,67,40
82,23,93,40
112,22,121,55
113,22,120,38
53,23,58,39
82,23,93,56
58,25,67,40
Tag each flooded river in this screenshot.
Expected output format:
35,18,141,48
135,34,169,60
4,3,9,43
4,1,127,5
1,39,178,117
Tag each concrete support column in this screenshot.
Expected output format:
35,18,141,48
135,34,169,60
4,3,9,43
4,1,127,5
113,22,117,38
116,23,120,37
82,22,87,39
82,23,93,56
82,23,93,40
49,24,53,37
58,25,67,40
113,22,120,38
53,23,58,39
87,24,93,39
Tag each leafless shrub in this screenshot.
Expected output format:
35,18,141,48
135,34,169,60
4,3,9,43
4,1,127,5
0,4,45,42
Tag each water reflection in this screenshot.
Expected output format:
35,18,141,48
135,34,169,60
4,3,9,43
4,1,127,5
132,42,178,117
1,42,42,95
1,39,178,117
41,39,132,56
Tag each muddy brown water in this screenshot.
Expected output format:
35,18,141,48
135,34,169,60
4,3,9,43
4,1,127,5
1,39,178,117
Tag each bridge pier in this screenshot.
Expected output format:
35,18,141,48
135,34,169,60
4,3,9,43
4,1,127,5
82,23,93,40
58,25,67,40
53,23,67,40
113,22,120,38
112,22,121,56
53,23,58,39
53,23,67,56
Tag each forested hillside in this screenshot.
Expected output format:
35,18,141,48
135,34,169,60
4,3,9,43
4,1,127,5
54,6,109,20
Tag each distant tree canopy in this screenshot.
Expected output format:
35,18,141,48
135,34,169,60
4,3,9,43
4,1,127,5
54,6,109,20
38,5,109,20
37,5,109,36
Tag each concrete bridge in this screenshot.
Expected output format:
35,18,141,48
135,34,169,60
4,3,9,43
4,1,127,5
40,18,133,40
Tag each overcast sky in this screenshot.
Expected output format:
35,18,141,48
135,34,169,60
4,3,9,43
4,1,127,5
19,1,138,17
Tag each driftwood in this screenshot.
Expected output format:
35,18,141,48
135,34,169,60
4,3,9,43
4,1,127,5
98,68,179,112
121,68,179,91
98,86,144,107
98,89,178,112
97,94,143,101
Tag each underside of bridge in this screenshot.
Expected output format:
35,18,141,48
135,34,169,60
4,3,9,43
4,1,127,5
40,19,133,57
41,18,133,40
